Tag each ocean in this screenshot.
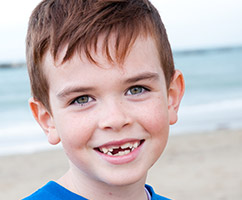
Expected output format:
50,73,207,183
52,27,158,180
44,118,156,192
0,47,242,156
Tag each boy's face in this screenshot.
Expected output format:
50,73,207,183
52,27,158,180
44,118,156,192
31,36,184,187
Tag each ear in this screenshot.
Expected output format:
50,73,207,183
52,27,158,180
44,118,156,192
168,70,185,125
29,97,61,145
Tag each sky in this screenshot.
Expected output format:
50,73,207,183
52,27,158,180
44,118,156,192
0,0,242,63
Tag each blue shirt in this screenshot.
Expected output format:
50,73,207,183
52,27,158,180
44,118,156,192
23,181,171,200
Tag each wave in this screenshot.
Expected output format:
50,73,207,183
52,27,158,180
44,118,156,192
173,45,242,56
180,98,242,113
171,98,242,134
0,122,61,156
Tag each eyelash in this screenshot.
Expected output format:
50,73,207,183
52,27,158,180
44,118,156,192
71,95,95,106
125,85,150,96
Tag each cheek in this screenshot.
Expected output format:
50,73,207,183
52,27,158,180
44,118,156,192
138,100,169,136
54,113,95,149
138,100,169,166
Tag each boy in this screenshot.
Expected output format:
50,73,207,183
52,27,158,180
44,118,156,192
24,0,184,199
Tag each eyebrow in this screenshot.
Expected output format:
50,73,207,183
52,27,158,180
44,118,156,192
57,86,95,99
124,72,160,84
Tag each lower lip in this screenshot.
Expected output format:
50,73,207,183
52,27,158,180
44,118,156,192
95,142,144,165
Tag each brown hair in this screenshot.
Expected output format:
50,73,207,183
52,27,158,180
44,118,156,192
26,0,175,112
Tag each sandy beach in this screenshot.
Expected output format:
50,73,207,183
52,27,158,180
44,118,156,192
0,129,242,200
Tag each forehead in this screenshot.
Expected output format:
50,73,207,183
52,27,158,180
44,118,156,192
44,34,160,66
42,35,163,84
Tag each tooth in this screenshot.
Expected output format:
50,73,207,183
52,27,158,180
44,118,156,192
133,141,139,148
101,147,108,154
124,150,131,155
107,152,112,156
113,153,119,156
121,143,131,149
108,147,114,152
131,147,135,151
118,151,125,156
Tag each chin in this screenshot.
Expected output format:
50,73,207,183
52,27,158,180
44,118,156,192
99,167,148,187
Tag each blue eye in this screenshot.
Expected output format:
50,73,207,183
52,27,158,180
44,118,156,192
72,95,93,105
126,86,148,95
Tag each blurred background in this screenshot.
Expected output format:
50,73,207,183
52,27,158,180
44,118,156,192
0,0,242,199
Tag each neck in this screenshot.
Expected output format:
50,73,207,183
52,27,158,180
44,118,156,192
58,168,148,200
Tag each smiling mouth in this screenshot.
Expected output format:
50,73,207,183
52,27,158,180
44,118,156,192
95,140,144,156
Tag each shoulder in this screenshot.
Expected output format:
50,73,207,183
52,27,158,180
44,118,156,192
22,181,87,200
22,181,57,200
145,184,172,200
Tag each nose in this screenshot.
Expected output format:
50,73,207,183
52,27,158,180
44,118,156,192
98,100,131,132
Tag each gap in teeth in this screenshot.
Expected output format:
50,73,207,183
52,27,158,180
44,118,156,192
99,141,141,156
